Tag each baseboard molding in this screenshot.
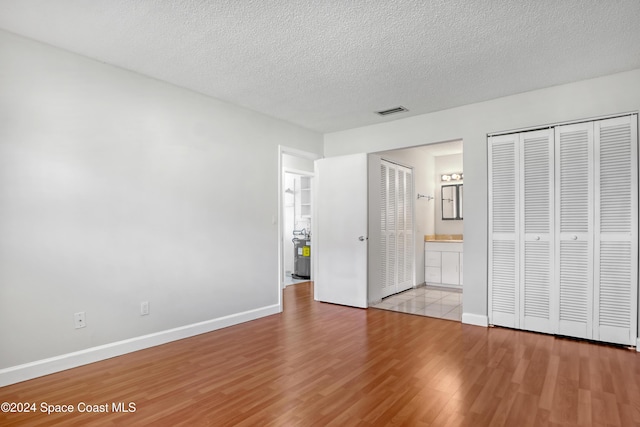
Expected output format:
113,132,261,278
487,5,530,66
462,312,489,327
637,338,640,351
0,304,281,387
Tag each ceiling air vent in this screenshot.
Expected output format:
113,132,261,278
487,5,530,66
376,106,409,116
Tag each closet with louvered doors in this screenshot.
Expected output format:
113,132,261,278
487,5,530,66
380,160,414,298
556,116,639,345
489,114,638,346
488,129,555,333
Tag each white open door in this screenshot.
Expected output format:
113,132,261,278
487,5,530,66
315,153,368,308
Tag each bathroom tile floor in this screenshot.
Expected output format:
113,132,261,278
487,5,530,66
371,286,462,321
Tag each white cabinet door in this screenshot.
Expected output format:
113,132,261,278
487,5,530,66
593,116,638,345
441,252,460,285
425,251,441,267
425,267,441,284
520,129,554,334
488,134,519,328
315,154,368,308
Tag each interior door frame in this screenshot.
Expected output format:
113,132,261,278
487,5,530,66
278,146,321,310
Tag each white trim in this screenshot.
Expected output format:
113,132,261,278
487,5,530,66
636,338,640,351
462,313,489,327
487,111,637,137
0,304,280,387
283,166,315,177
279,145,322,161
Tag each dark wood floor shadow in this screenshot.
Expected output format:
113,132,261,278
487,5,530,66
1,281,639,426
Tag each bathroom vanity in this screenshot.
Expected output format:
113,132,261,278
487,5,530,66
424,241,463,289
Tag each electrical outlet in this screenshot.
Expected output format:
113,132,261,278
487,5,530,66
74,312,86,329
140,301,149,316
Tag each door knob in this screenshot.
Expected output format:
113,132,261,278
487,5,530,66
359,236,367,241
571,235,578,240
535,236,540,241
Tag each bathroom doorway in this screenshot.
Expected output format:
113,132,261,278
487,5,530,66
371,140,463,320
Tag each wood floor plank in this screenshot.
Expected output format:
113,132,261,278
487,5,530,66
1,282,640,426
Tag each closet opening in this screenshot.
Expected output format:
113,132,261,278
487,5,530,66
488,113,638,346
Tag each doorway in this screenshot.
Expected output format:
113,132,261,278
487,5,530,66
278,147,320,299
282,170,313,287
370,140,464,320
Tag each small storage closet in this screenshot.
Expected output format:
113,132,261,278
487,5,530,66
488,114,638,346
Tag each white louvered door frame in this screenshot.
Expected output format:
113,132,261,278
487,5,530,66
488,134,520,328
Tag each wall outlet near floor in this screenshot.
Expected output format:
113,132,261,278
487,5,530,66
140,301,149,316
74,312,86,329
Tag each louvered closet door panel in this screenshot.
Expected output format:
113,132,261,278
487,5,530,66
380,161,415,298
594,116,638,345
398,166,414,292
520,129,554,333
555,123,593,339
397,169,406,287
388,166,397,296
488,134,519,328
380,163,394,298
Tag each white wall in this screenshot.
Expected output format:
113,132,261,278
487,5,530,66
0,30,322,379
434,153,463,235
325,68,640,327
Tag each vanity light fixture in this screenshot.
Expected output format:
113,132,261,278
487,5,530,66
441,172,463,182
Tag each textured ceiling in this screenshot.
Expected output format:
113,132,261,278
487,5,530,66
0,1,639,133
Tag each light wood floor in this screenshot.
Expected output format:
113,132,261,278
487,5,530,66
1,282,640,426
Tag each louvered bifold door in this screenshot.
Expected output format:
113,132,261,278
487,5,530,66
380,162,395,298
397,165,414,292
519,129,554,334
555,123,594,340
593,115,638,345
489,134,519,328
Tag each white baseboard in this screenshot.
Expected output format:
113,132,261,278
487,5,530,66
0,304,281,387
462,312,489,327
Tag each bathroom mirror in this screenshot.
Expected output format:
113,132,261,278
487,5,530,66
441,184,463,220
